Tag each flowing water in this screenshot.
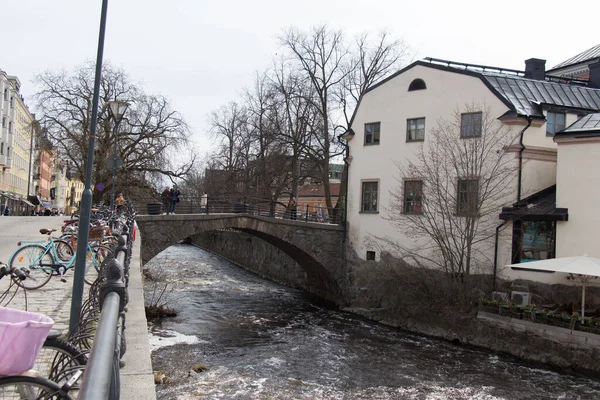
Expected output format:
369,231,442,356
147,244,600,399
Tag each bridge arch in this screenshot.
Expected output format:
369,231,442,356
135,214,346,302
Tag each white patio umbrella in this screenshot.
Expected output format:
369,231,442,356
507,254,600,318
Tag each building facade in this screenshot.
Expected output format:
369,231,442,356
345,55,600,287
0,71,36,215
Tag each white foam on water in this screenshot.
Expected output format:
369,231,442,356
149,328,204,351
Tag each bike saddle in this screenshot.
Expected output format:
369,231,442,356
39,228,57,235
63,219,78,224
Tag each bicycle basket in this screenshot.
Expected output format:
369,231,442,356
88,225,105,242
0,307,54,375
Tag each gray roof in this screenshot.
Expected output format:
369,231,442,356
557,113,600,137
550,44,600,70
357,59,600,128
482,73,600,118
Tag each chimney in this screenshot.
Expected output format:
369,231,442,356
524,58,546,80
589,61,600,89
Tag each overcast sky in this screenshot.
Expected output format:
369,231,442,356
2,0,598,155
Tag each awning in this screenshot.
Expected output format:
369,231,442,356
499,185,568,221
27,195,41,206
0,191,16,200
21,199,35,207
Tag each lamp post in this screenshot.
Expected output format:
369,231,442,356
69,0,109,333
106,100,129,212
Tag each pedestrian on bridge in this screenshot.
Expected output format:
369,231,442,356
169,184,181,215
161,186,171,214
288,197,297,220
201,191,208,214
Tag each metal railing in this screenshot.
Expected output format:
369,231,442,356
132,195,345,225
77,206,135,399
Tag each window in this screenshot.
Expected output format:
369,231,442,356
407,118,425,141
364,122,380,145
366,251,376,261
8,122,11,134
361,181,378,212
1,117,5,127
457,179,478,214
9,97,14,108
0,143,3,155
519,221,555,262
404,180,423,214
3,89,7,101
408,78,427,91
546,112,565,135
460,112,482,138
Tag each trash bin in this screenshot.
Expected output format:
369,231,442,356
146,203,163,215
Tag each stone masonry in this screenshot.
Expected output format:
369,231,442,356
135,214,346,302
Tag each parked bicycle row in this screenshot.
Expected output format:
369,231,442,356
0,202,137,399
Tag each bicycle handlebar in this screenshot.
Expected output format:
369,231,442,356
0,262,27,281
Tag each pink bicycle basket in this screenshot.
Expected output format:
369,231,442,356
0,307,54,375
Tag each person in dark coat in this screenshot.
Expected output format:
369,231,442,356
161,187,171,214
169,184,181,214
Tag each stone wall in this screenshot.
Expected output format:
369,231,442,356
190,230,313,295
343,251,600,376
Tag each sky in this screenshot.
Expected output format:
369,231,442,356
2,0,599,157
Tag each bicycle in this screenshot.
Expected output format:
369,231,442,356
0,263,86,399
7,229,112,290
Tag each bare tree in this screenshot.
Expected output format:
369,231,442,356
34,62,194,202
280,25,351,210
208,101,251,197
243,72,291,202
383,105,519,286
337,30,412,127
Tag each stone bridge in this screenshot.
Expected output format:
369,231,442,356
135,214,347,301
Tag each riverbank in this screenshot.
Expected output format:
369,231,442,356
345,252,600,378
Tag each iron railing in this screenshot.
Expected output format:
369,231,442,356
77,205,135,399
131,195,345,225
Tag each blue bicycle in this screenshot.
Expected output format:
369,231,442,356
8,228,111,290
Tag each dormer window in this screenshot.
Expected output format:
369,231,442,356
546,111,565,136
408,78,427,91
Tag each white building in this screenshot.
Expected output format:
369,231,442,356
344,54,600,287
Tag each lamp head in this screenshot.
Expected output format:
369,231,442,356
107,100,130,122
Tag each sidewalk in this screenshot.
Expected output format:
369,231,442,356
0,216,156,399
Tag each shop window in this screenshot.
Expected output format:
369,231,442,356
519,221,556,262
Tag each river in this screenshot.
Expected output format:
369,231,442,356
146,244,600,399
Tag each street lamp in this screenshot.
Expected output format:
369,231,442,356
106,100,129,212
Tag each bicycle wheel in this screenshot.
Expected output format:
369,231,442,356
54,240,74,263
0,375,72,399
9,244,53,290
36,336,86,396
84,244,111,285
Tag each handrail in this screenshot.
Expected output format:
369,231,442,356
77,220,132,399
78,291,120,399
131,195,344,225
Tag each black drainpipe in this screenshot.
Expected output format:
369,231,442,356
493,116,532,290
517,116,532,201
492,221,507,291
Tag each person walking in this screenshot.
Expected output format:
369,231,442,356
288,197,297,220
115,192,125,213
200,191,208,214
161,186,171,214
169,184,181,214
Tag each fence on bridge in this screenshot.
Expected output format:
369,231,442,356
132,195,346,225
